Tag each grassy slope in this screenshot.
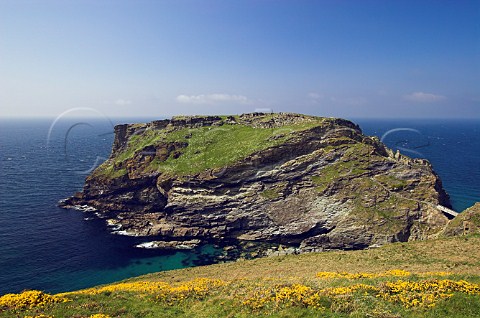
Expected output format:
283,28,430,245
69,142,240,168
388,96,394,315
2,236,480,318
94,118,325,178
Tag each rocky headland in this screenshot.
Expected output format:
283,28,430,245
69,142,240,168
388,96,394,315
60,113,465,258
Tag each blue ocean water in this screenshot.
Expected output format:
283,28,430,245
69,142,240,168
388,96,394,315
0,117,479,295
0,118,221,295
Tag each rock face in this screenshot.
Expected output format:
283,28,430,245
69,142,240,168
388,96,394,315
135,239,202,250
442,203,480,236
60,113,453,253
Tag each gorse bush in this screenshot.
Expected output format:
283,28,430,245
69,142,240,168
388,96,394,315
2,270,479,317
0,290,69,310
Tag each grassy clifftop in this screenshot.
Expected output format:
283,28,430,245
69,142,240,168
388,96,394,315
2,235,480,318
93,114,352,178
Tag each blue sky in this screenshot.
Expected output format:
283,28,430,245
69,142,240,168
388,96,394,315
0,0,479,118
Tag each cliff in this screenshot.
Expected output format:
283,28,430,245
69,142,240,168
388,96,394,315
442,202,480,236
60,113,453,254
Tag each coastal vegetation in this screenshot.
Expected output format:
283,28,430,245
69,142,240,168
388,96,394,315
2,235,480,317
94,115,327,178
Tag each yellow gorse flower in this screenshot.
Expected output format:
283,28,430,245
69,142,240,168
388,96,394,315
2,271,478,314
242,283,326,310
59,281,170,296
323,283,379,296
0,290,69,310
315,269,448,280
156,278,226,304
377,279,480,308
243,270,480,310
60,277,226,306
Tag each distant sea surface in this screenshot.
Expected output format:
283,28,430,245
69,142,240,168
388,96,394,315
0,117,479,295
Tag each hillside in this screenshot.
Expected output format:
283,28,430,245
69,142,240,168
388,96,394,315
60,113,453,256
2,235,480,317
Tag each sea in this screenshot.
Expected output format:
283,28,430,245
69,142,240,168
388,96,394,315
0,117,479,295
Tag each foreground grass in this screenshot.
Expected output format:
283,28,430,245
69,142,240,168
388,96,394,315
2,236,480,318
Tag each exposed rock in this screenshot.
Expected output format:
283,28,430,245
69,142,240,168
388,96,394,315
60,113,454,255
442,202,480,236
135,239,202,250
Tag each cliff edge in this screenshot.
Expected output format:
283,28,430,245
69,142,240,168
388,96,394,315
60,113,453,254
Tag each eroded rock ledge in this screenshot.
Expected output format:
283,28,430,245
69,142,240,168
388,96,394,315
60,113,454,255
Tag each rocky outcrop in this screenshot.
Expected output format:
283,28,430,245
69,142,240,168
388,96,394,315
135,239,202,250
60,113,453,254
442,203,480,236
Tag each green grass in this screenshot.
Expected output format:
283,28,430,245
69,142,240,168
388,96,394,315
375,175,410,191
2,236,480,318
97,164,128,178
95,118,327,178
159,124,290,175
310,142,372,187
260,188,281,200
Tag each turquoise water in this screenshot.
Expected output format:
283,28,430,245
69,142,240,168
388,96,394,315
42,244,221,291
0,118,478,295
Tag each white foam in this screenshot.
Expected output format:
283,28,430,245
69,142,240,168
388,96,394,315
106,219,122,231
111,230,139,237
135,242,157,249
73,204,97,212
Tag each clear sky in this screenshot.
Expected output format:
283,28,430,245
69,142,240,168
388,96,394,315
1,0,479,119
